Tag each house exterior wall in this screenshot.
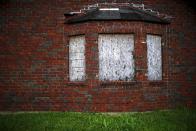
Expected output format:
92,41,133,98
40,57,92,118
0,0,195,112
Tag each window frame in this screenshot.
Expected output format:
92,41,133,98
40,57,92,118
146,34,163,81
68,35,86,82
98,33,136,82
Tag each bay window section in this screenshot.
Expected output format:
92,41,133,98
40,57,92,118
69,36,85,81
98,34,135,81
146,34,162,80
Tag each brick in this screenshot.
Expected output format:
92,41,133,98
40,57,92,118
0,0,195,112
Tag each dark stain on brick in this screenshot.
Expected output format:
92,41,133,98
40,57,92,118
48,48,64,57
143,93,156,102
37,40,53,52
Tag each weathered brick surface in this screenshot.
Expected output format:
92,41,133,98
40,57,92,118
0,0,195,112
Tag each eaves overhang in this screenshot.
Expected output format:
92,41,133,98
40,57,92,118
65,7,171,24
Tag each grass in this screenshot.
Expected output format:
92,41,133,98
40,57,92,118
0,108,195,131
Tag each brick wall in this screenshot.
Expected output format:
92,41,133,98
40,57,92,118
0,0,195,112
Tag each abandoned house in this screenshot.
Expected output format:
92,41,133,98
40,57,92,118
0,0,195,112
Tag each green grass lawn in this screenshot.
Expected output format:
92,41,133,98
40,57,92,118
0,108,195,131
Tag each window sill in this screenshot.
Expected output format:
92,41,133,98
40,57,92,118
67,81,87,86
100,81,138,86
148,80,165,86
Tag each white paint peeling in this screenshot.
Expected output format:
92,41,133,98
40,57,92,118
69,36,85,81
98,34,135,81
147,35,162,80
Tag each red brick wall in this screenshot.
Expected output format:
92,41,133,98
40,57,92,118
0,0,195,112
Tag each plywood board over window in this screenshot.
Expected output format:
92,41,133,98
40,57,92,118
69,36,85,81
147,34,162,80
98,34,135,81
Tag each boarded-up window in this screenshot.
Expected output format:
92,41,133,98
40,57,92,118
98,34,134,81
147,35,162,80
69,36,85,81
